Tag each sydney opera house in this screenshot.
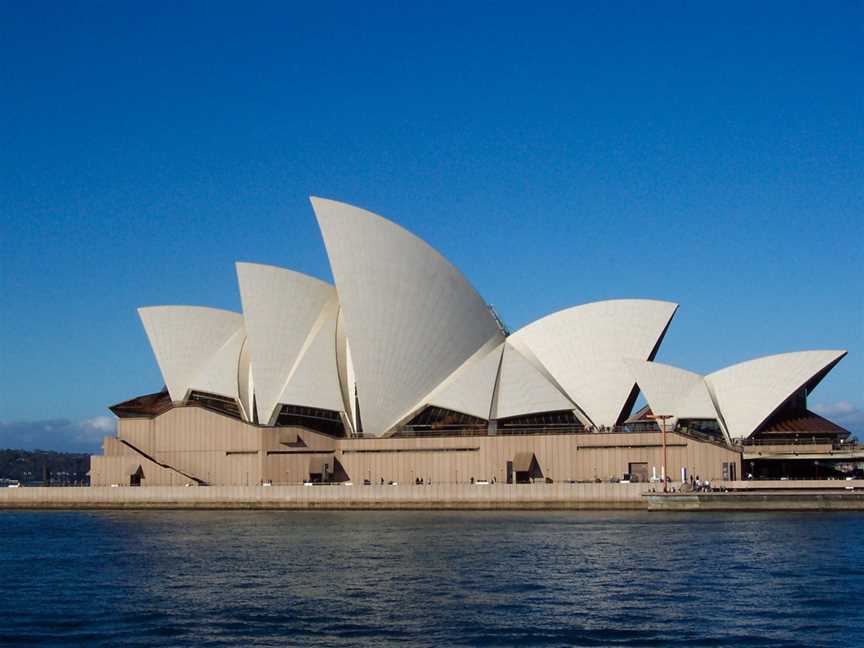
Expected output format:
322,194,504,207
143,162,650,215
90,198,852,487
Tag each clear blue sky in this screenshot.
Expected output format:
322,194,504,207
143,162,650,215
1,1,862,451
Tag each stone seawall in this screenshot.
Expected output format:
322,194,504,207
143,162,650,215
3,481,862,511
0,483,651,510
645,491,864,511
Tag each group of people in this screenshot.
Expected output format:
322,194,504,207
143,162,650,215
648,475,712,493
689,474,712,492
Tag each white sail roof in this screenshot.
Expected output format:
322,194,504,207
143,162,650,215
138,306,244,403
334,309,359,433
189,326,246,402
509,299,678,427
134,201,850,444
236,262,335,425
493,342,575,420
705,350,847,439
428,342,504,420
311,197,504,436
624,360,717,431
237,336,254,422
276,294,344,413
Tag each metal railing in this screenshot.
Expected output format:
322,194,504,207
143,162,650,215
740,437,860,451
370,423,675,440
391,424,590,438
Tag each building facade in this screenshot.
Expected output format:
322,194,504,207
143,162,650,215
90,198,851,486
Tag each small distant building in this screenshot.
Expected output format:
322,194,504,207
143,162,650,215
89,198,855,487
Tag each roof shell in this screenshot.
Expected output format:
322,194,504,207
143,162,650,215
624,360,717,430
276,294,344,413
236,262,336,424
189,325,246,402
311,197,504,436
493,342,575,419
138,306,244,403
509,299,677,427
427,341,504,420
705,350,847,439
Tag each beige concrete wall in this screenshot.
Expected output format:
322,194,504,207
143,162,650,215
152,451,257,486
100,407,741,487
336,432,739,485
90,438,191,487
153,407,261,453
112,409,341,486
116,418,156,454
260,425,338,485
115,415,262,486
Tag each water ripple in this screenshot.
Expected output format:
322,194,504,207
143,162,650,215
0,511,861,647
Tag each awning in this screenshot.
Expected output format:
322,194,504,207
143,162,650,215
513,452,535,472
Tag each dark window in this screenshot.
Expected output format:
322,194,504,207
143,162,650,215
393,406,487,437
676,418,724,441
497,410,584,435
274,404,346,437
188,391,242,419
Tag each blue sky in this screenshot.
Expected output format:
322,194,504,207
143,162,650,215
1,1,862,451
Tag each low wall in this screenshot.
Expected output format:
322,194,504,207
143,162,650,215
717,479,864,491
0,483,652,510
646,479,864,510
645,491,864,511
5,481,862,511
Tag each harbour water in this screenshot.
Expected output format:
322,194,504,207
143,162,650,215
1,511,861,647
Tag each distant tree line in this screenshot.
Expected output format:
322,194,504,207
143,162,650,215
0,449,90,485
